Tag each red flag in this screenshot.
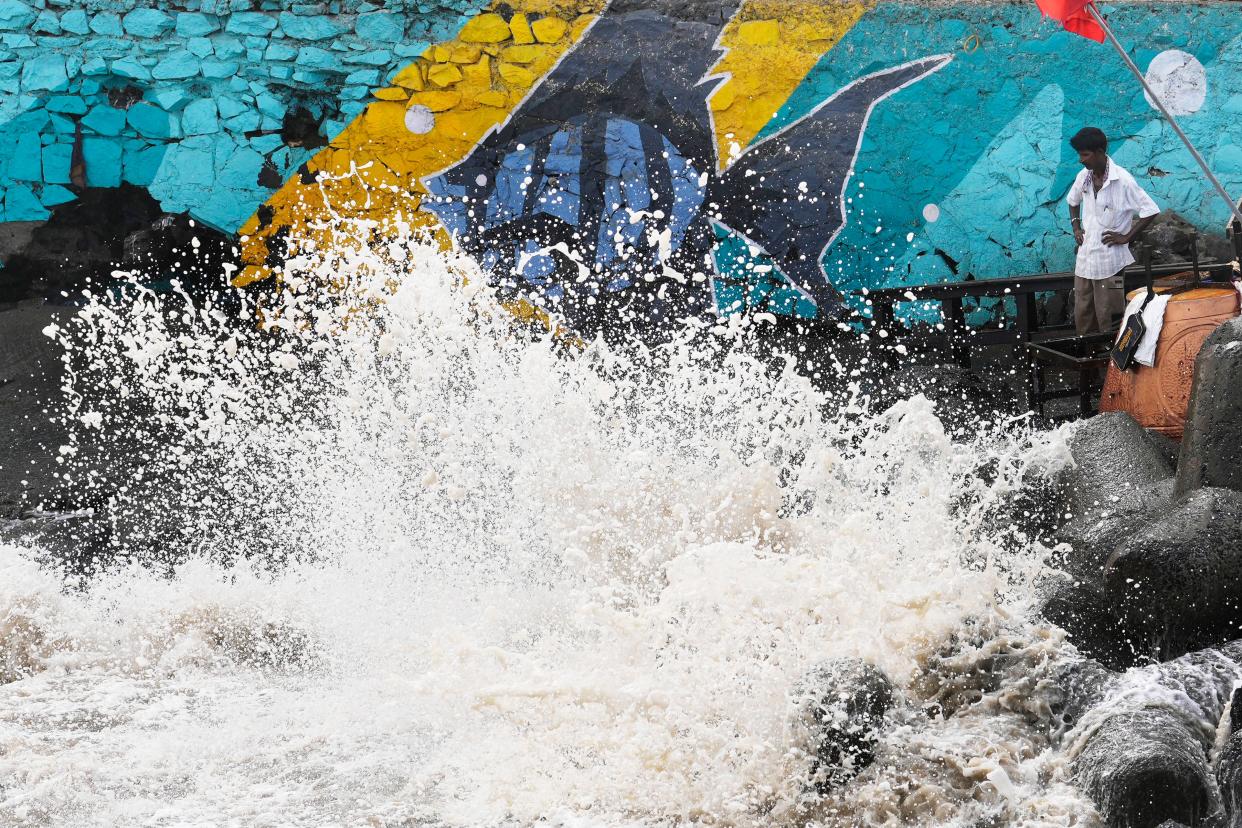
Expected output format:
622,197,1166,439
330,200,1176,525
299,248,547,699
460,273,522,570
1035,0,1106,43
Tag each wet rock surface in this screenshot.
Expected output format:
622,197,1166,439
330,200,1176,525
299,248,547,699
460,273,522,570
1070,644,1242,828
1217,688,1242,828
1176,317,1242,497
791,657,896,792
1105,487,1242,659
1061,411,1175,518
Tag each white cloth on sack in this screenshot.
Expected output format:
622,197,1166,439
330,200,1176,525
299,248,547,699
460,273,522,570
1116,289,1170,367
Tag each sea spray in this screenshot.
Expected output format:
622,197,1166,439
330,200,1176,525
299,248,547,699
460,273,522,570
3,228,1099,825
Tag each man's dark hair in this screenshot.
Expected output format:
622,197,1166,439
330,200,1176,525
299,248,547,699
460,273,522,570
1070,127,1108,153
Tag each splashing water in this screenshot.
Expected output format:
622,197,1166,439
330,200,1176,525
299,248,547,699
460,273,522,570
1,228,1100,826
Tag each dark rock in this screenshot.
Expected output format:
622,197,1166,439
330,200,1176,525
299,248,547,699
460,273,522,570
1216,687,1242,828
1136,210,1231,269
1047,656,1116,738
1063,412,1174,519
1176,318,1242,497
1072,644,1240,828
1036,576,1140,670
790,657,895,791
1053,478,1175,581
1104,487,1242,658
1076,709,1214,828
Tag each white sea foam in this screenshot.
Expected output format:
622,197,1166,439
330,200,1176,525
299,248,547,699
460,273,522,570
1,228,1099,826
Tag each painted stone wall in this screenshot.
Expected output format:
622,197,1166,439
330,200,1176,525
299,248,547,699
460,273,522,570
2,0,1241,334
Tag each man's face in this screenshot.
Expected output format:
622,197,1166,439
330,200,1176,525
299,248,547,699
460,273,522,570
1078,148,1105,168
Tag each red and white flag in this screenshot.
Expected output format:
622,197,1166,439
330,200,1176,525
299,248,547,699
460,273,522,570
1035,0,1106,43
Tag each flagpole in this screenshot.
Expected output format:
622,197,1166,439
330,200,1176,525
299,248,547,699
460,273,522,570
1086,2,1242,228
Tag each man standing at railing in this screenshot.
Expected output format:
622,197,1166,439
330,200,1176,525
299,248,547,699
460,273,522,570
1067,127,1161,335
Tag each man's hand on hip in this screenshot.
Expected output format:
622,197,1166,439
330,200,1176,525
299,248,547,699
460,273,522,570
1101,230,1130,246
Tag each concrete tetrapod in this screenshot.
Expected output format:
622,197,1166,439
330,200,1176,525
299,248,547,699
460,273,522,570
1104,487,1242,658
1069,643,1242,828
1176,317,1242,498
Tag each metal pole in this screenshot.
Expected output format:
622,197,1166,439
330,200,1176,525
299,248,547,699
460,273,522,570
1086,2,1242,228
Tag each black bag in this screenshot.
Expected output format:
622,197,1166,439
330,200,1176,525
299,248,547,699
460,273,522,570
1111,249,1155,372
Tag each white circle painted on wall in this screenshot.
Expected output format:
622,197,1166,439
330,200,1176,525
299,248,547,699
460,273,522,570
1144,50,1207,116
404,104,435,135
923,203,941,223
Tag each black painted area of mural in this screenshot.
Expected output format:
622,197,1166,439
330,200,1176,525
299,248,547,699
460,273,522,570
423,1,948,340
0,185,240,307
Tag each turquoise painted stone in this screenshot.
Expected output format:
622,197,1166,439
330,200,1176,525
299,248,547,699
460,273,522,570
295,46,342,71
47,113,74,135
251,134,283,153
111,58,152,81
40,184,76,206
45,95,87,115
20,54,66,91
254,91,283,119
340,85,367,100
211,35,244,58
122,140,165,186
225,12,277,36
187,37,214,58
182,99,220,135
215,145,264,192
342,49,390,65
148,87,189,110
176,12,219,37
59,8,88,35
222,111,260,132
83,137,122,187
1,32,31,48
162,136,216,186
32,10,59,35
82,104,126,136
40,143,72,185
344,68,379,85
264,41,297,61
216,96,248,119
88,12,123,37
8,132,41,181
6,184,48,221
278,12,345,40
355,11,402,42
200,59,239,79
0,0,35,31
292,69,327,84
153,51,201,80
127,104,175,139
79,78,101,96
80,37,129,59
123,8,174,38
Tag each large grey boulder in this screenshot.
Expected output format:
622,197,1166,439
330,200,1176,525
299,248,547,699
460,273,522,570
1176,317,1242,497
1104,487,1242,657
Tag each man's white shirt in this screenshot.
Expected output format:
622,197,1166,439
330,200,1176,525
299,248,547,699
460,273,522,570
1066,157,1160,279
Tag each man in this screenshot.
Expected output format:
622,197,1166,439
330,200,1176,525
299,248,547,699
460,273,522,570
1066,127,1161,335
